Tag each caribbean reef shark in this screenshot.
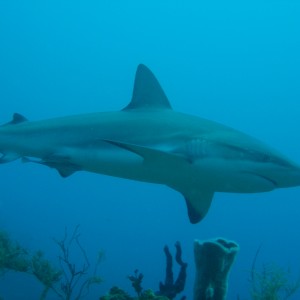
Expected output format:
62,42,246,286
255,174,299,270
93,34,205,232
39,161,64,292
1,64,300,223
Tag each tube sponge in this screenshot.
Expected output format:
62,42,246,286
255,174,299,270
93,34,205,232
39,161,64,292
193,238,239,300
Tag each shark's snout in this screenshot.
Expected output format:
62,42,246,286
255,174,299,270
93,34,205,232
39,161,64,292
269,165,300,188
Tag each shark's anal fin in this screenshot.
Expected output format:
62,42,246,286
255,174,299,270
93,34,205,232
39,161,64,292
0,152,20,164
22,155,81,178
169,185,214,224
123,64,172,111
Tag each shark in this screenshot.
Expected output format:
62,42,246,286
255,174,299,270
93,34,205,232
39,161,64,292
1,64,300,223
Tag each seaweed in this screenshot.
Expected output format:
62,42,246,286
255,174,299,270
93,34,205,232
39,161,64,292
250,263,300,300
0,229,30,274
31,250,62,299
249,246,300,300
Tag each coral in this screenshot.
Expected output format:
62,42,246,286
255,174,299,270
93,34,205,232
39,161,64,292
100,286,132,300
158,242,187,300
100,287,169,300
49,225,103,299
102,242,187,300
193,238,239,300
128,269,144,297
140,289,169,300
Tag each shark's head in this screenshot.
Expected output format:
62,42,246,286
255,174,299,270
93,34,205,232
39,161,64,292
119,64,300,223
237,140,300,190
195,136,300,193
245,150,300,190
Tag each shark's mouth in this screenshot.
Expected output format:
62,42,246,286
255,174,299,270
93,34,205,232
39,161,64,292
256,174,278,187
241,171,278,188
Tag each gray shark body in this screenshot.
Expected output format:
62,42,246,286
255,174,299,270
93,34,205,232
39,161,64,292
1,64,300,223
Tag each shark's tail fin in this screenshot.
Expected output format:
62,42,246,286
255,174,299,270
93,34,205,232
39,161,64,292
0,113,28,163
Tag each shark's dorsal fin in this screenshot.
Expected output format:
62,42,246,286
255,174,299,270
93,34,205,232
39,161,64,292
12,113,28,124
2,113,28,127
123,64,172,111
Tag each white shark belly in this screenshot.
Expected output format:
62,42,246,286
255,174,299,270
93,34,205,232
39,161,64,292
72,145,278,193
191,158,278,193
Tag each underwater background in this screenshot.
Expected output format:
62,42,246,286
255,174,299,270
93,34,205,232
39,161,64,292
0,0,300,299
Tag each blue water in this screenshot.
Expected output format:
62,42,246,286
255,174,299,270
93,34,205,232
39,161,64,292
1,1,300,299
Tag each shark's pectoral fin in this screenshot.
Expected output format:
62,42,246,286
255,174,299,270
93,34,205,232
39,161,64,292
184,190,214,224
169,184,214,224
104,139,214,223
22,155,81,178
103,139,187,165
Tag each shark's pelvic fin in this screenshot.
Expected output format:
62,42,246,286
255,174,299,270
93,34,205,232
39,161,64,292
2,113,28,127
123,64,172,111
103,139,186,165
22,155,81,178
